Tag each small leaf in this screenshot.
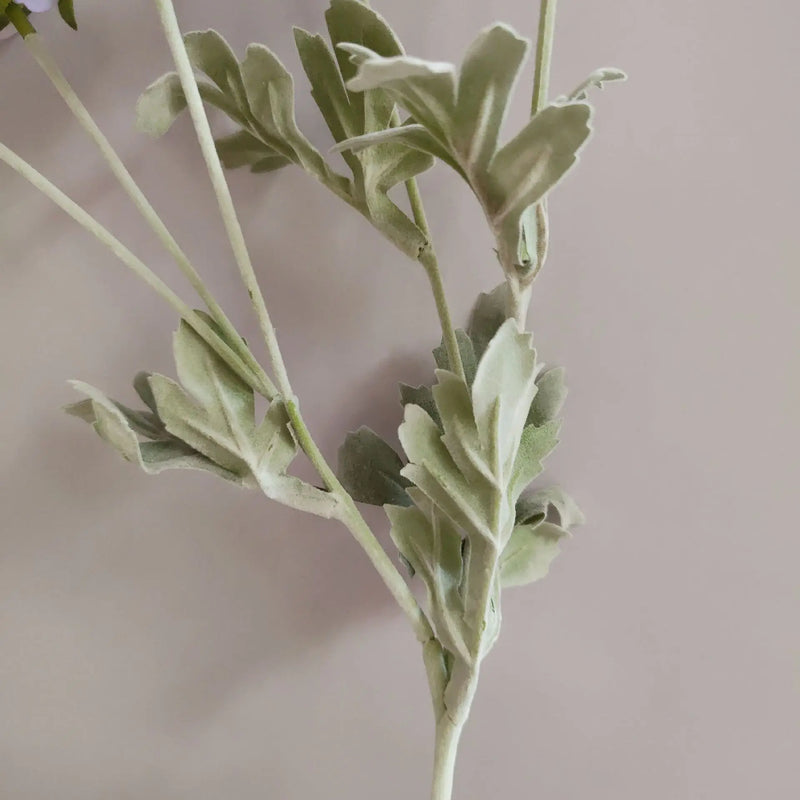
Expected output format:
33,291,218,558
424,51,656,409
471,319,541,477
57,0,77,30
516,486,585,529
566,67,627,101
509,419,560,501
486,103,592,264
215,130,291,172
433,330,477,385
133,371,159,416
466,283,510,360
528,366,567,426
184,30,250,112
337,427,412,507
136,73,187,137
339,43,457,146
454,24,529,172
500,521,566,588
399,383,441,429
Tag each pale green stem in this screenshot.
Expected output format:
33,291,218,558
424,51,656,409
405,178,466,383
21,32,271,393
531,0,558,117
152,0,436,653
153,0,293,399
0,141,269,395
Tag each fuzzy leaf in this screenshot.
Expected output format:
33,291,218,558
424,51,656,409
184,29,250,112
337,427,412,507
215,130,291,172
471,319,541,477
567,67,627,101
340,43,457,146
510,419,560,501
433,329,477,385
500,521,566,588
454,24,529,172
528,366,567,426
487,103,592,262
399,383,441,428
516,486,585,529
467,283,510,359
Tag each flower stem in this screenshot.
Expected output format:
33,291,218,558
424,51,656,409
0,141,270,396
21,32,270,394
153,0,292,399
405,178,466,383
531,0,558,117
6,3,35,38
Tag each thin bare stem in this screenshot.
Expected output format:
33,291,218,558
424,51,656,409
21,33,270,392
405,179,466,382
531,0,558,117
0,141,270,395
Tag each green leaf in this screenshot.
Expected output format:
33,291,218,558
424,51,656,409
339,43,457,146
57,0,77,30
215,130,291,172
500,521,566,588
433,329,477,385
516,486,585,529
528,366,567,426
509,419,560,501
136,73,244,138
294,26,358,144
399,383,441,429
454,24,529,172
133,371,159,416
471,319,540,477
486,103,592,262
184,29,250,113
567,67,627,101
466,283,510,360
337,427,412,506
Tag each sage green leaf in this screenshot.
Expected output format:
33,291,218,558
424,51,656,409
57,0,77,30
433,329,477,385
399,383,441,429
567,67,627,101
136,73,187,137
133,371,159,416
516,486,585,529
528,366,567,426
500,521,566,588
136,73,244,137
509,419,561,501
467,283,510,360
471,319,540,476
486,103,592,263
240,43,347,190
339,43,457,145
138,439,243,483
294,26,358,143
64,398,95,423
215,130,291,172
325,0,403,133
454,24,529,172
386,499,468,659
337,427,412,507
184,30,250,112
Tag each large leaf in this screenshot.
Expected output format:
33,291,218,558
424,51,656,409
337,427,411,506
184,29,250,112
454,24,529,173
527,366,567,426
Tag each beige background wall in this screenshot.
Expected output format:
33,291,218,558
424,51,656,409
1,1,797,797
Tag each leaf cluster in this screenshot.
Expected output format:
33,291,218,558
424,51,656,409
66,314,337,518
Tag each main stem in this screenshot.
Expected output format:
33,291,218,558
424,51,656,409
21,33,270,392
431,717,466,800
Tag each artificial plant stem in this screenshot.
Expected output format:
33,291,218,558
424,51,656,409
0,141,272,396
531,0,558,117
405,178,466,383
153,0,293,399
21,33,268,389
